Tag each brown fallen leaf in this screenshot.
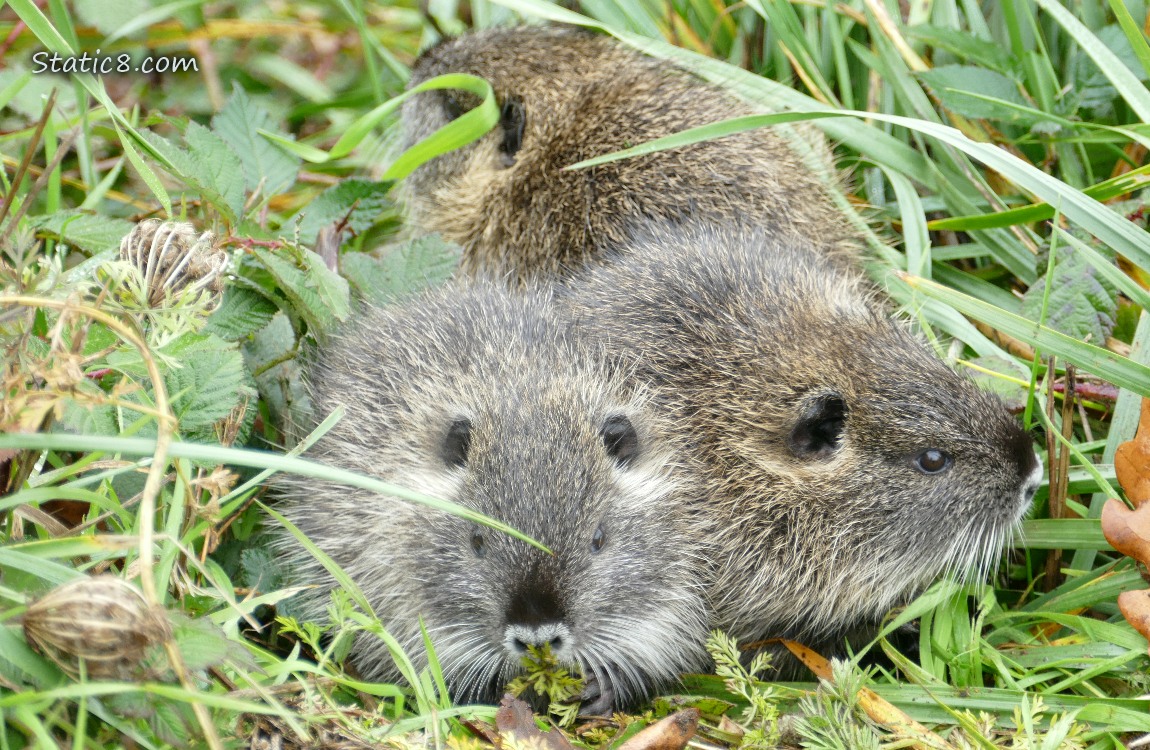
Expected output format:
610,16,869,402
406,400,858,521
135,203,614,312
1118,590,1150,655
782,640,955,750
1115,398,1150,507
616,709,699,750
1100,498,1150,566
494,694,574,750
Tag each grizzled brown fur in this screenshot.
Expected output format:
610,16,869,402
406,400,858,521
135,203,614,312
564,223,1042,660
401,25,862,281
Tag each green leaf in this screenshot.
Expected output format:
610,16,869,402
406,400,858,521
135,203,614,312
142,123,245,222
182,121,246,220
168,613,235,672
1109,0,1150,80
203,286,279,341
1021,240,1119,344
162,335,255,442
1034,0,1150,122
251,247,350,333
31,211,133,254
917,65,1034,121
905,25,1018,75
291,179,392,247
147,699,194,748
211,84,301,198
340,235,461,303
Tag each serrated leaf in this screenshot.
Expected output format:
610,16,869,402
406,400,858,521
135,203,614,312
203,287,279,341
240,546,286,591
31,211,133,254
291,179,393,246
251,247,350,333
1021,241,1119,344
211,84,301,198
162,335,256,442
905,25,1017,75
341,235,461,303
59,401,120,437
241,313,312,431
169,612,234,672
148,699,195,748
183,121,246,219
918,65,1032,121
141,124,245,221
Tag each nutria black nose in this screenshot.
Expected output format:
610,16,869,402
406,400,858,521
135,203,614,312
506,584,565,627
1007,424,1040,477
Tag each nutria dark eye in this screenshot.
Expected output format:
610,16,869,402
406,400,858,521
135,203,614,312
788,394,846,459
600,414,639,466
590,524,606,553
470,528,487,558
439,91,465,121
914,448,951,475
499,96,526,166
442,419,472,467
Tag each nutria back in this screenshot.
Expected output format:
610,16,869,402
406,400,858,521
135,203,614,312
272,279,713,709
564,223,1041,653
402,25,862,281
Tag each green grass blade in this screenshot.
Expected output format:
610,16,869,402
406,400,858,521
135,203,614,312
0,433,547,551
901,274,1150,397
568,108,1150,273
1108,0,1150,80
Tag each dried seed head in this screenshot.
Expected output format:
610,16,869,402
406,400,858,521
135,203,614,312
118,219,227,309
22,575,169,680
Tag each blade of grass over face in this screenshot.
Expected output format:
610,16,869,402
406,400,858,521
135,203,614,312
0,433,548,552
259,72,499,180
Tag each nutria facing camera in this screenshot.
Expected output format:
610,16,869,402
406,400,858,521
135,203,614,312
273,280,714,711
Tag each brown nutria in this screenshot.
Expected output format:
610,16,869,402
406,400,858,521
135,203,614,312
563,222,1042,661
400,24,862,281
272,279,713,711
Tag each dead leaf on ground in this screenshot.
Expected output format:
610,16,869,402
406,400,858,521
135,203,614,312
1101,498,1150,565
1117,591,1150,654
615,709,699,750
494,694,574,750
1115,398,1150,506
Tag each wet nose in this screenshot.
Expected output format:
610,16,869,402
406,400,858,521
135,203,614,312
504,622,572,659
504,582,572,659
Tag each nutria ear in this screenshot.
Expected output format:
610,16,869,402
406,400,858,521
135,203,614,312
788,394,846,459
601,414,639,466
499,96,526,166
442,418,473,467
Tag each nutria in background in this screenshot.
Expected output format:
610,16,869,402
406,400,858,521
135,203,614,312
401,25,862,281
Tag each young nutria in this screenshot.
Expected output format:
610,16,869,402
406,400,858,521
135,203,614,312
401,25,861,281
273,280,713,711
564,222,1042,661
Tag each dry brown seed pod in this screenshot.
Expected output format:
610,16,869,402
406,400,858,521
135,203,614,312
118,218,227,308
22,575,169,680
